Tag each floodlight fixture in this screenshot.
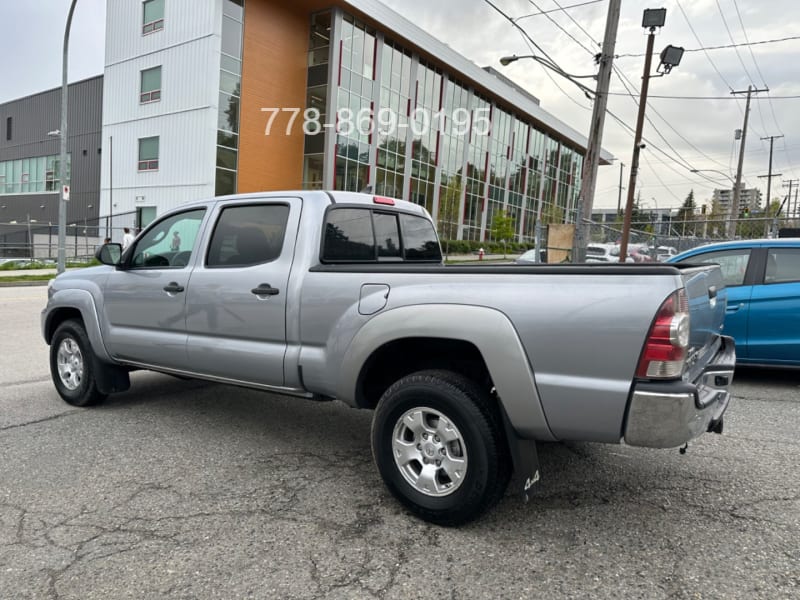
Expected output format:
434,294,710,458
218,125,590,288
642,8,666,29
658,45,684,74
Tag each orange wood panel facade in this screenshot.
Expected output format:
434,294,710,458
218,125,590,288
238,1,315,192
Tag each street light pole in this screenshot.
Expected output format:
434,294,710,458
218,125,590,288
619,9,684,263
57,0,79,275
619,30,656,263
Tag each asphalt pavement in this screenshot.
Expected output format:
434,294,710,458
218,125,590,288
1,286,798,599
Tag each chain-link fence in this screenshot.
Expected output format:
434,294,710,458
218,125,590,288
0,211,138,261
587,213,800,261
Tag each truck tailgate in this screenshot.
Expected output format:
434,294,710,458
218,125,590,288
678,264,728,374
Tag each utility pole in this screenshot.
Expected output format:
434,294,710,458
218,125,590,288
758,134,783,237
616,162,625,216
571,0,621,262
729,86,768,239
783,179,799,220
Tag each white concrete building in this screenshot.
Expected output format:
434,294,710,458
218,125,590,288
100,0,234,231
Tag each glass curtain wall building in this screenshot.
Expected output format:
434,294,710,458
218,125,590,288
308,8,586,244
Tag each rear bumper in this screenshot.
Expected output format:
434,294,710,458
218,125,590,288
624,336,736,448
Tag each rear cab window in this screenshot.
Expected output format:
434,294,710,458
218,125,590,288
322,207,441,263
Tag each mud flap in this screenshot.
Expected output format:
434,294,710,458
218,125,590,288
499,403,541,502
93,357,131,394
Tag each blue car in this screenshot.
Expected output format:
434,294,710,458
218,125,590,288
669,239,800,367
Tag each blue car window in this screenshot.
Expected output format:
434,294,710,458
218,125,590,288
680,249,751,287
765,248,800,284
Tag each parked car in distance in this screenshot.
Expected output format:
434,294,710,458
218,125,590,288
629,245,655,263
656,246,678,262
586,243,634,263
514,248,546,264
669,238,800,367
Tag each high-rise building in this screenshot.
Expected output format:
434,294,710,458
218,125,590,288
101,0,611,242
712,186,763,214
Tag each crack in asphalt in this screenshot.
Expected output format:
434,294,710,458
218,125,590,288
0,409,82,432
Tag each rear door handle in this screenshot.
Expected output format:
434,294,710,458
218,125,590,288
726,303,743,313
163,282,185,294
251,283,280,296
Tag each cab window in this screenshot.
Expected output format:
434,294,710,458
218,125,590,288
206,204,290,268
129,209,206,268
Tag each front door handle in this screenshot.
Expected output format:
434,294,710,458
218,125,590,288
726,303,743,313
163,282,185,294
251,283,280,296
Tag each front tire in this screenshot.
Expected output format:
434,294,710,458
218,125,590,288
50,319,107,407
371,370,510,526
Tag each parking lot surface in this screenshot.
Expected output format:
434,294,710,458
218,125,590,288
1,286,798,599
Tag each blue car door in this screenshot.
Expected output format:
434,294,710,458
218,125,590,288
678,247,754,358
746,247,800,365
723,284,754,358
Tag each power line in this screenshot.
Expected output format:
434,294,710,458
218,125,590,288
528,0,724,179
615,35,800,58
605,108,727,189
482,0,596,102
730,0,796,180
482,0,563,75
714,0,770,144
731,0,768,86
550,0,600,47
714,0,757,84
514,0,604,22
674,0,736,93
606,92,800,100
523,0,597,57
611,65,731,171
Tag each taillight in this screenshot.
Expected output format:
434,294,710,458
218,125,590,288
636,288,690,379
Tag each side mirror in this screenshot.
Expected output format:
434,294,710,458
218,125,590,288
96,243,122,266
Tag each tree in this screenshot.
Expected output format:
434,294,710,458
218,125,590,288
437,176,462,258
706,199,726,239
490,211,516,258
676,190,697,236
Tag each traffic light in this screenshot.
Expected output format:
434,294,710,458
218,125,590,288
743,207,750,218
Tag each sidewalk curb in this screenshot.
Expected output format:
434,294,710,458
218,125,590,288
0,280,50,288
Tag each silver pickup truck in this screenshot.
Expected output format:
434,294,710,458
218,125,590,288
42,191,735,525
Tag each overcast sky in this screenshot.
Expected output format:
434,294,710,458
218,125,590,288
3,0,799,209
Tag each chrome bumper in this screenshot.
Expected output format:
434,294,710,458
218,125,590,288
624,336,735,448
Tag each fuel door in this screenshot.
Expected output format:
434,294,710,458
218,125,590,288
359,284,390,315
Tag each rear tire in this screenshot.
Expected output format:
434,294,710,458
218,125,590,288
371,369,510,526
50,319,107,407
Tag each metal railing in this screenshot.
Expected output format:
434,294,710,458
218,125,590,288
0,211,138,261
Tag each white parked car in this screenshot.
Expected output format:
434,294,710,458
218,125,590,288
586,243,634,263
656,246,678,262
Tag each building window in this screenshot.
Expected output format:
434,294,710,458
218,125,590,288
0,154,69,195
140,66,162,103
5,117,11,141
138,137,160,171
142,0,164,34
215,0,245,196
